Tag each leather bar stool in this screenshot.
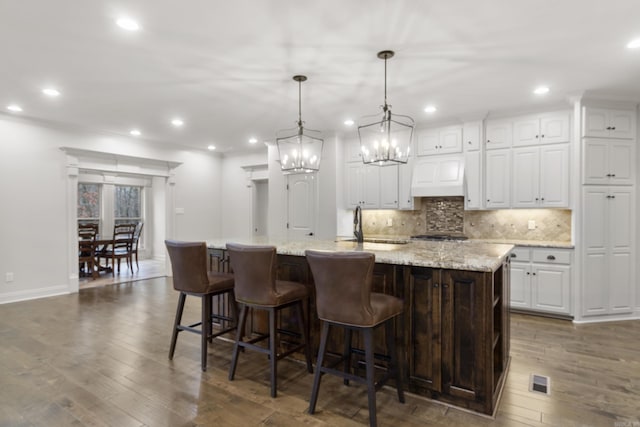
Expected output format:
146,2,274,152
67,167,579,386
165,240,237,372
226,243,313,398
305,250,405,427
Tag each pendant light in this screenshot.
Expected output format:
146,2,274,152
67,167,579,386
277,75,324,174
358,50,414,165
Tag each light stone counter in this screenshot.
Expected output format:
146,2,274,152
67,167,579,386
470,238,573,249
206,237,513,273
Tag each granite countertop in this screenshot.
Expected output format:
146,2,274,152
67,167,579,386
470,238,574,249
206,237,513,273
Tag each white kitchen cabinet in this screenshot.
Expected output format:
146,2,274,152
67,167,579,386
512,144,569,208
417,125,462,156
346,162,400,209
510,247,572,316
398,156,415,210
485,148,510,208
582,138,635,185
464,150,482,209
344,139,363,163
463,121,482,151
582,187,635,316
513,112,570,147
582,107,636,139
485,120,512,150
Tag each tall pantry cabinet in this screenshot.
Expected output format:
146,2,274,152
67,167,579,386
580,105,637,318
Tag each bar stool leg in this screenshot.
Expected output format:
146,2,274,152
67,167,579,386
229,304,248,381
201,294,212,371
295,300,313,373
269,307,278,397
309,321,330,414
343,328,353,385
169,292,186,360
363,328,377,427
385,319,405,403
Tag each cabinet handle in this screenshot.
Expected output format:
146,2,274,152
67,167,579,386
541,197,545,201
434,283,439,288
606,173,612,177
547,255,556,260
535,197,539,201
443,284,449,288
510,253,517,258
487,139,491,143
541,134,545,138
611,174,616,177
468,140,472,144
611,195,616,199
487,199,490,202
611,126,616,130
532,272,536,276
535,134,539,139
526,271,530,275
606,126,612,130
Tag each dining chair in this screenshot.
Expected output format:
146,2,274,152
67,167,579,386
130,222,144,270
99,223,135,275
78,232,98,279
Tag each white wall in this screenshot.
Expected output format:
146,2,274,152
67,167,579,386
0,115,227,304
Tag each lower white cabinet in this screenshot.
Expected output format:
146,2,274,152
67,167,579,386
510,246,572,316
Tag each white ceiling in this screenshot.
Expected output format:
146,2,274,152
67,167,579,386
2,0,640,154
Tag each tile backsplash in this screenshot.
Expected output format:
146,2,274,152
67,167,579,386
361,197,571,242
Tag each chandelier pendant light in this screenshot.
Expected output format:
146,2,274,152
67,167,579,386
277,75,324,174
358,50,414,166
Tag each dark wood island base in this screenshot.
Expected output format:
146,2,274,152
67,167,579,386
209,246,511,416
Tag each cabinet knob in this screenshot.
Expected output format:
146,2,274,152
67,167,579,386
541,197,545,201
535,135,539,139
535,197,539,201
468,141,472,144
532,272,537,276
606,126,612,130
510,253,517,258
606,173,612,177
487,139,491,143
433,283,439,288
541,134,545,138
526,272,530,275
612,126,616,130
611,174,616,177
443,284,449,288
487,199,490,202
547,255,556,260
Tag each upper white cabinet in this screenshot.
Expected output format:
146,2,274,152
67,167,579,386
417,125,462,156
582,138,635,185
379,165,399,209
345,139,363,163
463,121,482,151
398,157,415,210
485,120,512,150
464,150,482,209
346,163,399,209
512,144,570,208
485,148,511,208
513,113,570,147
583,107,636,139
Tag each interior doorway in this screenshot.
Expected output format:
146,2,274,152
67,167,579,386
253,179,269,236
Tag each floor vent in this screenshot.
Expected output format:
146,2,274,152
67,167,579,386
529,374,551,395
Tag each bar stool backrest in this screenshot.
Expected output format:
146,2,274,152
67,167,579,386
226,243,277,305
305,250,375,326
165,240,209,293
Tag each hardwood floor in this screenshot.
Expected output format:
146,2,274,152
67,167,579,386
78,259,166,290
1,277,638,426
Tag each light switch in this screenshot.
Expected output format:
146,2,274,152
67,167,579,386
175,207,185,215
528,220,535,230
386,218,393,227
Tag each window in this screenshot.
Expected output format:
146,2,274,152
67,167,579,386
114,185,143,225
78,183,101,230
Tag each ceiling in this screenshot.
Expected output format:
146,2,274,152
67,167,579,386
2,0,640,155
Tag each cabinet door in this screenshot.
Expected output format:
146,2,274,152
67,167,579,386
417,129,440,156
463,121,481,151
485,149,511,208
464,151,482,209
609,188,634,252
539,144,569,207
345,139,363,162
345,163,363,208
512,118,539,147
540,113,570,144
583,188,608,252
511,147,539,208
609,109,636,139
583,107,610,138
361,166,380,208
609,141,635,185
609,252,633,314
582,139,610,185
510,262,531,308
582,252,608,316
485,121,512,150
379,165,399,208
398,157,414,210
439,126,463,154
532,265,571,314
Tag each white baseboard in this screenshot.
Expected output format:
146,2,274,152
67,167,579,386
0,284,70,305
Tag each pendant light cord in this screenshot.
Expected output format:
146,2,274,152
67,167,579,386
298,79,303,127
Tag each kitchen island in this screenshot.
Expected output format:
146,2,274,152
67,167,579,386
206,237,513,416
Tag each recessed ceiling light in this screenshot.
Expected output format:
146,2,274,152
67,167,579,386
116,17,140,32
249,137,258,144
424,105,437,113
533,86,550,95
344,119,355,126
7,104,22,112
130,129,141,136
171,118,184,127
627,38,640,49
207,145,216,151
42,88,60,97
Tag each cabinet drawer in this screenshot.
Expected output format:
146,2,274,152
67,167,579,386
509,247,531,262
532,248,571,264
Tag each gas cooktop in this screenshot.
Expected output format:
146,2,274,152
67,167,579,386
411,233,468,241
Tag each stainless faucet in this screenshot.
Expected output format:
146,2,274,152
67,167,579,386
353,205,363,243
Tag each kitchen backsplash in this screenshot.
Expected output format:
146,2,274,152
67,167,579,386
361,197,571,242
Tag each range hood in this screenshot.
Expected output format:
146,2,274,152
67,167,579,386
410,155,465,197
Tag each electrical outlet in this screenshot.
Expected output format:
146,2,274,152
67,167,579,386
5,272,14,282
386,218,393,227
528,220,536,230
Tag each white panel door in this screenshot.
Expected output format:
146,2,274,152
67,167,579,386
609,252,633,314
582,252,608,315
379,165,399,208
540,114,570,144
510,262,531,308
511,147,539,208
532,265,571,314
512,118,539,147
485,149,511,208
609,141,635,185
539,144,569,207
464,151,482,209
582,139,610,185
287,174,316,239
